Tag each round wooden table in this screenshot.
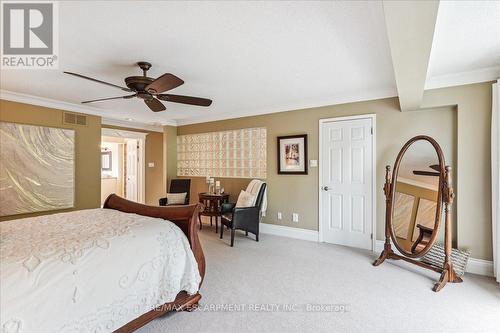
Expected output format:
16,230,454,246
198,193,230,232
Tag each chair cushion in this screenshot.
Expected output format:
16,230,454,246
246,180,263,196
245,179,267,213
236,190,256,208
165,192,187,205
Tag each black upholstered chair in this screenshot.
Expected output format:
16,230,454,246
220,183,266,247
159,179,191,206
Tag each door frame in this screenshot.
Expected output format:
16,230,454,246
102,128,147,204
318,114,377,251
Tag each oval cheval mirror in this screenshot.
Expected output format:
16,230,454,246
373,136,462,292
391,138,443,257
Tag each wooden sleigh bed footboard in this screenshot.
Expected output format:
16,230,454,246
103,194,206,333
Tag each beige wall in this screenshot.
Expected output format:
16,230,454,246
144,131,164,205
102,125,164,206
0,99,101,221
163,125,178,190
422,82,493,261
178,82,493,260
0,82,492,260
101,178,121,204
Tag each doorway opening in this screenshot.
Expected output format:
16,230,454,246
101,128,146,205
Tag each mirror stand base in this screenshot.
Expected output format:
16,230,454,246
432,263,463,292
372,242,395,266
373,247,463,292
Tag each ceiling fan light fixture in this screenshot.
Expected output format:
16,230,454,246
64,62,212,113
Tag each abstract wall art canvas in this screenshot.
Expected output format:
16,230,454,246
0,122,75,216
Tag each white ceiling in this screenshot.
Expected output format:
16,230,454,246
426,1,500,89
1,1,498,127
0,1,396,126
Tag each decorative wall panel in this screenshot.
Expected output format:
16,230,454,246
0,122,75,216
177,127,266,179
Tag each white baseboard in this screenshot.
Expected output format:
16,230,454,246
375,240,493,277
255,227,494,277
466,258,494,277
259,223,319,242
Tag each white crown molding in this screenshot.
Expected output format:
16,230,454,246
425,66,500,90
375,240,493,277
176,87,397,126
0,89,176,130
102,127,149,139
1,88,397,128
101,118,163,133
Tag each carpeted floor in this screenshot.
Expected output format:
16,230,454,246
138,224,500,333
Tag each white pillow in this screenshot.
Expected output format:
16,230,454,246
236,190,256,208
166,192,187,205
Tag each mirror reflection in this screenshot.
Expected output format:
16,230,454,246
393,140,440,254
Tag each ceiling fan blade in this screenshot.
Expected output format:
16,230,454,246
64,71,133,92
145,73,184,94
82,94,136,104
429,164,440,172
413,170,440,177
156,94,212,107
144,98,166,112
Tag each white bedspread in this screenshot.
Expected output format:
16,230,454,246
0,208,201,333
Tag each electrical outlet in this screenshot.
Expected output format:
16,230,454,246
292,213,299,223
277,212,282,220
148,162,155,168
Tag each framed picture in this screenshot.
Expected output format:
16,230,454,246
277,134,308,175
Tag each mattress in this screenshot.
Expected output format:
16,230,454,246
0,208,201,333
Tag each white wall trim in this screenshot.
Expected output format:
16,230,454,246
374,240,494,277
102,118,164,133
102,128,148,139
0,87,396,127
466,258,495,278
176,88,396,126
318,114,377,251
0,89,175,130
425,66,500,90
260,223,319,242
258,226,494,277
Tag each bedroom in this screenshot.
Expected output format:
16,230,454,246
0,1,499,333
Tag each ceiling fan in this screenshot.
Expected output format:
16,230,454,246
412,164,440,177
64,62,212,112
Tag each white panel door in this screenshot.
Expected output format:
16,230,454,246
320,118,373,250
125,139,138,202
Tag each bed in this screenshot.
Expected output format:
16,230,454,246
0,194,206,333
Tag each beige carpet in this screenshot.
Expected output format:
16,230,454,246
138,224,500,333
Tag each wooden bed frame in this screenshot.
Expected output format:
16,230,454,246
103,194,206,333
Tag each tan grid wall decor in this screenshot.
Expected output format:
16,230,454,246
177,127,267,179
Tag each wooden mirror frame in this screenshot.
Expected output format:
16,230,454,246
373,135,462,292
388,136,444,258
